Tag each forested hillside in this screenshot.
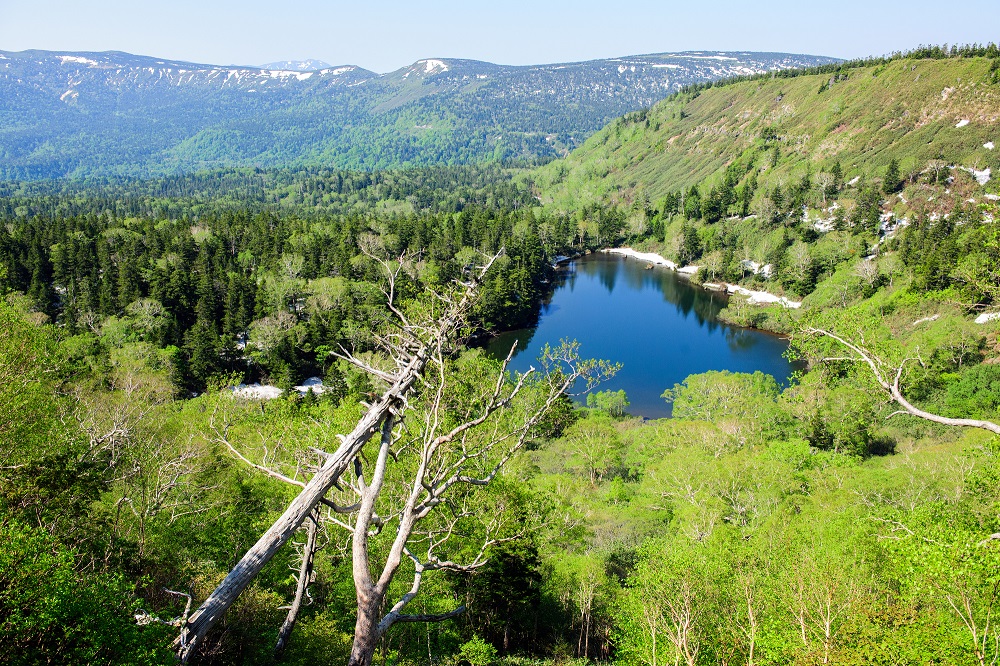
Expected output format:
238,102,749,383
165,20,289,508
532,49,1000,317
536,49,998,206
3,46,1000,666
0,49,835,178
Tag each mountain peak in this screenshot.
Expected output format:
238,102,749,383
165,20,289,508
398,59,452,78
260,59,332,72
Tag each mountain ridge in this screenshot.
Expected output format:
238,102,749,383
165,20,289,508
260,59,334,71
0,47,838,179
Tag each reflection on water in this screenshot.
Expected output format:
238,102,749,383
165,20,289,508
484,254,798,419
725,328,764,353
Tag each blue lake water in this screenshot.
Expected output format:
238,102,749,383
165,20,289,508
484,253,798,418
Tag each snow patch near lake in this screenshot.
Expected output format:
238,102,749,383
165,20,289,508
603,248,800,308
551,254,581,267
741,259,773,279
727,285,802,308
232,376,330,400
232,383,284,400
602,248,678,270
956,119,970,128
294,377,329,394
986,142,995,150
975,312,1000,325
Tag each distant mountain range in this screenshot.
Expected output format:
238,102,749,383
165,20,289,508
0,49,839,179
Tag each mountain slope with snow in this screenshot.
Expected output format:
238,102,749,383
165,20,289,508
260,59,334,71
0,49,839,178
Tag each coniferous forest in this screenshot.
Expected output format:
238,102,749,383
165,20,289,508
3,45,1000,666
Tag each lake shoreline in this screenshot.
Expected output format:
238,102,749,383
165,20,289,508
601,247,803,310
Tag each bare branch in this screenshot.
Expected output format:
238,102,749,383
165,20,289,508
807,328,1000,434
274,509,320,657
392,607,467,623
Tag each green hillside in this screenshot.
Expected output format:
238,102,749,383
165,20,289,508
536,56,1000,210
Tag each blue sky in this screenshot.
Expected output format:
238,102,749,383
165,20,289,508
1,0,998,72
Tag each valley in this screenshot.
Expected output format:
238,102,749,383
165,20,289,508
2,42,1000,666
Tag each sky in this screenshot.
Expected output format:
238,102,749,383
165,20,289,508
1,0,998,73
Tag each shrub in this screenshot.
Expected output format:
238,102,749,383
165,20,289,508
0,522,172,665
945,363,1000,419
459,635,498,666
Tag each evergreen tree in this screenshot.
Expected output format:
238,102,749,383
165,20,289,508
184,319,221,390
831,161,844,191
883,158,903,194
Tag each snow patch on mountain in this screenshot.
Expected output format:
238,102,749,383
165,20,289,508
402,59,450,78
420,59,448,74
58,55,98,66
261,69,315,81
959,166,992,185
261,59,332,72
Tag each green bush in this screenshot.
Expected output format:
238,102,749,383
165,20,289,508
945,363,1000,419
586,389,630,417
459,635,498,666
0,522,172,665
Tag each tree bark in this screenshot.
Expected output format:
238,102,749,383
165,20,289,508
274,509,319,657
348,592,384,666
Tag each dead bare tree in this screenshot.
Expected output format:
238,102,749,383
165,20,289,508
663,578,700,666
736,572,761,666
274,509,320,657
206,414,334,657
333,322,614,666
805,328,1000,435
175,248,617,663
173,251,503,659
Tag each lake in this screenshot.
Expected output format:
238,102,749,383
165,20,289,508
484,253,798,418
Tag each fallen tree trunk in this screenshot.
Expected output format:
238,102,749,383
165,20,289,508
177,355,424,659
175,252,500,661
